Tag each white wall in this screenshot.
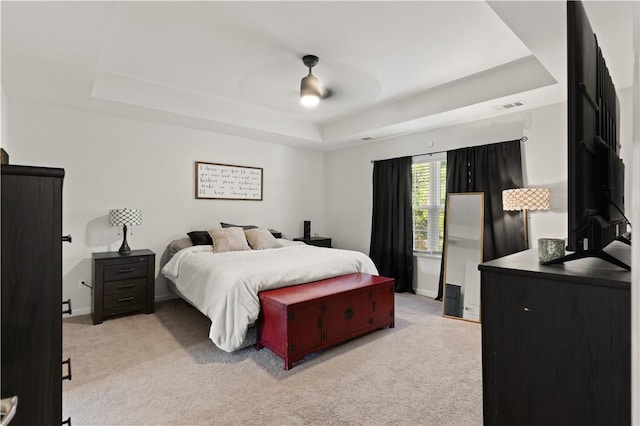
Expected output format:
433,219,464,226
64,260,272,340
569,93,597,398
325,112,526,253
325,105,563,297
6,90,635,312
520,103,567,242
326,94,633,298
7,99,327,315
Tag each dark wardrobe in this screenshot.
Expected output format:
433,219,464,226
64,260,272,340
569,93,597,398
1,164,71,425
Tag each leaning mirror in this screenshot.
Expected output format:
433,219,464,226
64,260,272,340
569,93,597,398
442,192,484,322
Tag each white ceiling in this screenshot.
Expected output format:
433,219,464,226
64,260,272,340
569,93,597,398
1,1,635,151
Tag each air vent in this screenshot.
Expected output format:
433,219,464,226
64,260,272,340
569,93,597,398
492,101,524,111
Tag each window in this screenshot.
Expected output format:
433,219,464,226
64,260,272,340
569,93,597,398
412,155,446,254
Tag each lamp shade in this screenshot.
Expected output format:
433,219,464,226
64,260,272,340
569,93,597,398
502,188,550,211
109,208,142,226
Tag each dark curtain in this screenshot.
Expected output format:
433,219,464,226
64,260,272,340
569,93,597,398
436,140,525,300
369,156,414,293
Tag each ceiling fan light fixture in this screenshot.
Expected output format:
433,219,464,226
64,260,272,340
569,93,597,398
300,73,321,107
300,54,322,108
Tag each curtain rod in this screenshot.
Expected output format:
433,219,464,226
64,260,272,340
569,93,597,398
369,136,527,164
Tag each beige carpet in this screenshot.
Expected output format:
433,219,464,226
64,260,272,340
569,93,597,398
63,294,482,425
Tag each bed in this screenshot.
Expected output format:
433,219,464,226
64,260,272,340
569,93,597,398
161,236,378,352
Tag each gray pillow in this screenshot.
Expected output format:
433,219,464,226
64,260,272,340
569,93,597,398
168,237,193,257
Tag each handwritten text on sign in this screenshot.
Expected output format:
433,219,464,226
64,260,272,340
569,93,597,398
196,162,263,200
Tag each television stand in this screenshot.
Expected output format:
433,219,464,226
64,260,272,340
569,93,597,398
542,240,631,271
479,248,631,425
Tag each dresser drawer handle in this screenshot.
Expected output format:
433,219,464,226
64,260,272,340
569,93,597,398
118,283,135,289
118,268,136,274
118,296,135,303
62,234,72,243
62,358,72,381
62,299,72,315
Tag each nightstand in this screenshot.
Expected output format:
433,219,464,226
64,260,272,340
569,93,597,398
294,236,332,248
92,249,155,324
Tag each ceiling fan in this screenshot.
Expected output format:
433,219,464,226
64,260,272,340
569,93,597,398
299,54,331,107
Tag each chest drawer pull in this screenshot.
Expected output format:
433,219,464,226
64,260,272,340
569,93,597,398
62,299,72,315
62,234,72,243
118,296,135,303
118,283,135,289
118,268,136,274
62,358,72,381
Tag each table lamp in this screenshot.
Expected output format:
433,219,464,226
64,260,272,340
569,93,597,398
109,208,142,254
502,188,550,249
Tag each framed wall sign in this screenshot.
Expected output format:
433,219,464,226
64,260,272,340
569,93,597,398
195,161,263,200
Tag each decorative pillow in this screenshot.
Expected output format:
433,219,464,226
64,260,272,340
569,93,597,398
208,227,251,253
221,222,282,238
244,228,282,250
187,231,213,246
268,229,283,239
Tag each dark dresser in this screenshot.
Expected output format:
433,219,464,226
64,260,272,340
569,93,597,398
92,250,155,324
293,236,332,248
479,243,631,426
1,164,72,425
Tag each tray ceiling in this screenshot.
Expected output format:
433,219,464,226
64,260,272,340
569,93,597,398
1,1,634,150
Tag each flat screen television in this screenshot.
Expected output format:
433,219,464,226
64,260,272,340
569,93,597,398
545,0,631,270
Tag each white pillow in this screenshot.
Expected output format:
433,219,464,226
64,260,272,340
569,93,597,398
244,228,282,250
208,227,251,253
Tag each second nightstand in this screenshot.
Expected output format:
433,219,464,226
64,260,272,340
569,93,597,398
294,236,332,248
92,249,155,324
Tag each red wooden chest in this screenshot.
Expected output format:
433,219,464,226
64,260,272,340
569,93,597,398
256,273,395,369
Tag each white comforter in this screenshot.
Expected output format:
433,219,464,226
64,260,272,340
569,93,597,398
161,240,379,352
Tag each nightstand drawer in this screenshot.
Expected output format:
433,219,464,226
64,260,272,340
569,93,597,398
104,289,147,313
104,262,147,282
104,278,147,296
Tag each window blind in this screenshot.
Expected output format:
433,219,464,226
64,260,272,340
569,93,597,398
412,156,446,254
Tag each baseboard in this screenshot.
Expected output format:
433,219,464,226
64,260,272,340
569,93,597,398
70,307,92,316
155,293,179,303
66,293,181,317
415,287,438,299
